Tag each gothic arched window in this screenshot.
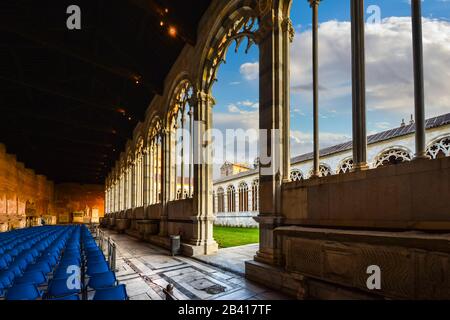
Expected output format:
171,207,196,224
308,164,332,178
427,136,450,159
169,81,194,200
290,169,303,181
375,148,412,168
147,121,162,205
227,185,236,213
337,158,354,174
217,187,225,212
238,182,249,212
251,179,259,211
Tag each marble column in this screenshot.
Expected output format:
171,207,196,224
310,0,321,177
142,148,149,206
160,128,173,237
351,0,369,170
411,0,427,159
282,18,295,182
253,2,291,265
188,91,218,256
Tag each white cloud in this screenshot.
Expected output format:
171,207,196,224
290,130,351,156
290,17,450,119
237,100,259,109
240,62,259,81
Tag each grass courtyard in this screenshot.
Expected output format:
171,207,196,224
213,226,259,248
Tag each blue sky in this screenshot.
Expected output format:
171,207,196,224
211,0,450,176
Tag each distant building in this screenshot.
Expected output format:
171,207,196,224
213,113,450,227
220,161,253,177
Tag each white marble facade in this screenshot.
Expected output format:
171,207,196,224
212,121,450,227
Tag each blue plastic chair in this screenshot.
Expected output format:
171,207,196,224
86,255,106,265
86,261,110,276
47,293,80,300
93,284,128,300
52,265,80,280
15,271,47,286
9,261,26,277
0,254,11,270
59,257,81,267
87,271,116,289
0,270,15,288
47,277,82,298
27,261,52,274
85,250,104,259
37,254,58,268
6,283,42,300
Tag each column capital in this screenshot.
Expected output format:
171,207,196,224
282,17,295,43
194,91,216,106
308,0,321,8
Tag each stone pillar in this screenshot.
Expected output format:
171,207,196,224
143,148,149,206
161,127,177,236
186,91,218,256
351,0,369,170
282,17,294,182
411,0,427,159
131,162,136,208
253,2,291,265
310,0,321,177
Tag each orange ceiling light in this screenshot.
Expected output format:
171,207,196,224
168,26,177,38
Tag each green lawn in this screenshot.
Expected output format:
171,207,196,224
213,226,259,248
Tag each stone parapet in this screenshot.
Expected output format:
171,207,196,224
282,157,450,231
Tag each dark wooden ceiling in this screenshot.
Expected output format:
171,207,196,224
0,0,211,184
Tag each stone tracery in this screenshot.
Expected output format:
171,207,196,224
374,148,412,167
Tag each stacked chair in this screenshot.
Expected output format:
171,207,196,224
0,225,127,300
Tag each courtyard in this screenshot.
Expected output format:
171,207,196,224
213,226,259,249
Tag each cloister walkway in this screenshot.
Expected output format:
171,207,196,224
194,244,259,276
104,230,289,300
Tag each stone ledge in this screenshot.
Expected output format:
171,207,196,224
275,227,450,299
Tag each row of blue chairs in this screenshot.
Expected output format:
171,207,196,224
1,226,77,299
0,225,127,300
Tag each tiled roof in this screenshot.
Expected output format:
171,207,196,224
290,113,450,164
214,113,450,184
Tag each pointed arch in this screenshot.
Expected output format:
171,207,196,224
374,147,412,168
426,135,450,159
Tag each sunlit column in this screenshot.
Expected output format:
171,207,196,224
351,0,369,170
180,111,186,199
411,0,427,159
282,17,294,182
191,91,218,254
156,135,161,203
143,148,149,206
149,143,154,204
188,108,194,197
309,0,321,177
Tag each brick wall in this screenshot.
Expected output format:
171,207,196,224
0,143,104,231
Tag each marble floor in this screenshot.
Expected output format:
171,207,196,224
103,231,290,300
194,243,259,276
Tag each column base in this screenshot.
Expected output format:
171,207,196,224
414,154,430,161
182,240,218,257
351,161,369,172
